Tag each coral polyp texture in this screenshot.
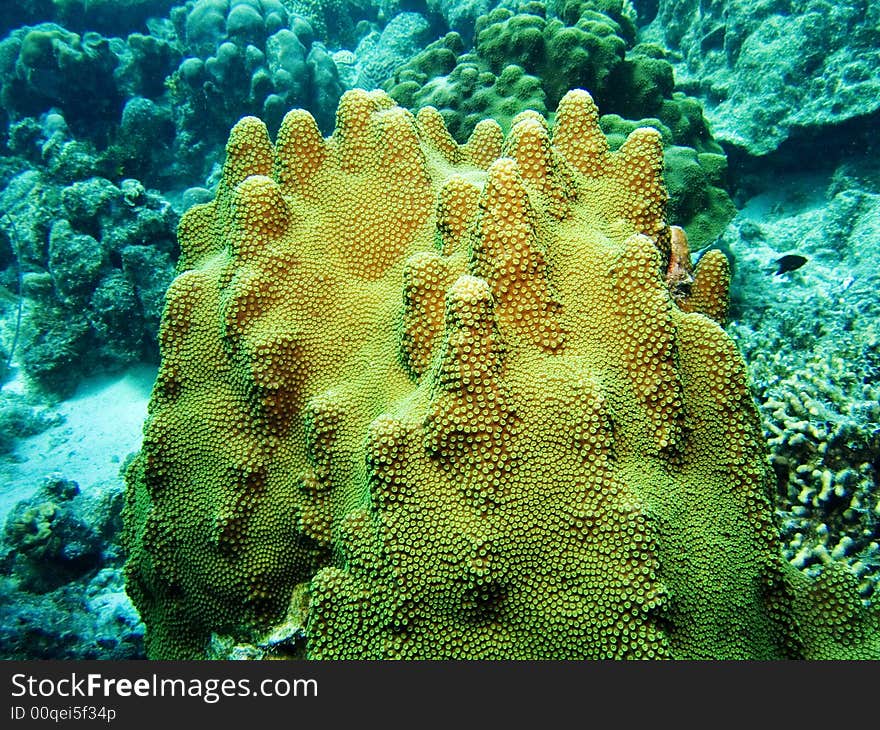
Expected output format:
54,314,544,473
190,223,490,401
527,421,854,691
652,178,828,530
123,89,880,660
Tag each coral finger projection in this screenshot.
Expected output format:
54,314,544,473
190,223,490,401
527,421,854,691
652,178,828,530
123,88,880,660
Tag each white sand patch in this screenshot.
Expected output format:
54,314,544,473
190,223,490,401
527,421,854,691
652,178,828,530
0,364,156,520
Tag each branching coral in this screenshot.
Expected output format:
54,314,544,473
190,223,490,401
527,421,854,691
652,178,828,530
123,89,880,660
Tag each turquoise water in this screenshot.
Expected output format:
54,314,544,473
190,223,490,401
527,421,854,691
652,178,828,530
0,0,877,659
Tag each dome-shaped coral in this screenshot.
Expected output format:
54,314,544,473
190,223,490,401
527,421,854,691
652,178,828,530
124,89,880,660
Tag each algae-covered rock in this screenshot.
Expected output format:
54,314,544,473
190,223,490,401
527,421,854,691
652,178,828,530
644,0,880,155
0,136,178,396
2,477,102,593
0,393,62,456
0,24,122,142
0,476,145,659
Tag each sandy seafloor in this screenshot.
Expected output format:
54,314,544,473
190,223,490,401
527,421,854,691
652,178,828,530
0,364,155,522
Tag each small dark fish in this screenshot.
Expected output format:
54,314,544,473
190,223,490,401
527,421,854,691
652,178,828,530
774,254,808,275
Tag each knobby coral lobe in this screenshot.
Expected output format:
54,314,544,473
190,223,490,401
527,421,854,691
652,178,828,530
123,88,880,660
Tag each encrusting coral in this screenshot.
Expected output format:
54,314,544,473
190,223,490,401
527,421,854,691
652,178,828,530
123,88,880,660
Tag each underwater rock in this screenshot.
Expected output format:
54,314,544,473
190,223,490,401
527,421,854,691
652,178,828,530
0,22,179,184
0,475,145,660
0,392,63,455
47,219,104,302
124,90,879,659
41,0,179,37
112,96,176,183
113,29,182,102
2,476,103,592
0,123,178,396
643,0,880,156
0,567,145,659
0,24,122,144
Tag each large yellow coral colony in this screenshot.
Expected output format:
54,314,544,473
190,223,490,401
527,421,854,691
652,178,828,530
123,89,880,659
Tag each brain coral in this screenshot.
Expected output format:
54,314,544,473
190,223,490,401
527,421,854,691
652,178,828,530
123,89,880,660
